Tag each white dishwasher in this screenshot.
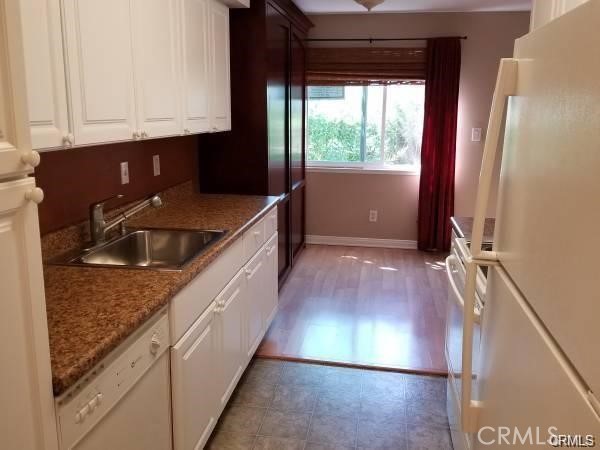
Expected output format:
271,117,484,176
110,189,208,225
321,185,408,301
55,308,172,450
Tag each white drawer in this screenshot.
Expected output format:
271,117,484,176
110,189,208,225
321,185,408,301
169,237,244,343
243,217,266,261
264,206,278,238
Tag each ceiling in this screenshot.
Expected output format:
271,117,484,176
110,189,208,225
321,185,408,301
295,0,531,14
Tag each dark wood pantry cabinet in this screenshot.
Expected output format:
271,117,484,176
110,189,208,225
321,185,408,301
198,0,312,285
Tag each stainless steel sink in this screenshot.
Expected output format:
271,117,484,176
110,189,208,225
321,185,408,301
55,228,226,271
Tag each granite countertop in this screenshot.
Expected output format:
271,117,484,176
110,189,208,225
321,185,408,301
451,216,496,244
43,182,279,396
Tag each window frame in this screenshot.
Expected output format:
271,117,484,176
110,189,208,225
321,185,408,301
306,84,424,175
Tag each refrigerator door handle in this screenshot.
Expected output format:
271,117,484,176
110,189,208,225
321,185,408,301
470,58,519,261
460,60,518,433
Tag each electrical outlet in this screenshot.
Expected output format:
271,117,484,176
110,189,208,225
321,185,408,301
369,210,378,222
120,161,130,185
153,155,161,176
471,128,482,142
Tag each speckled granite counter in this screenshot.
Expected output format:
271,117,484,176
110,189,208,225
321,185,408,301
450,216,496,244
43,182,278,396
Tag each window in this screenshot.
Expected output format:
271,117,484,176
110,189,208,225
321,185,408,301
307,84,425,172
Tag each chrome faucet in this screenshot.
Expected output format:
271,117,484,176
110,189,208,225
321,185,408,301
89,194,163,247
89,194,125,245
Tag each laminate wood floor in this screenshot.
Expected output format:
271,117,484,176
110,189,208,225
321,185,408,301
256,245,449,375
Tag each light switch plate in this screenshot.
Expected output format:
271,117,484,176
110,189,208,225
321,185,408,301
120,161,130,185
471,128,482,142
153,155,161,176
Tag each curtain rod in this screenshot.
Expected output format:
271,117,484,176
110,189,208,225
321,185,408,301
304,36,467,42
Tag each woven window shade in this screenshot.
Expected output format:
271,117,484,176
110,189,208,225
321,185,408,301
306,47,427,85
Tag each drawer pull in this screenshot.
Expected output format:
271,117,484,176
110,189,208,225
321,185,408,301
25,188,44,204
21,151,41,168
245,262,262,280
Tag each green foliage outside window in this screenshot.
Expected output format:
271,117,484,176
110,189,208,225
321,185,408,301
307,85,424,167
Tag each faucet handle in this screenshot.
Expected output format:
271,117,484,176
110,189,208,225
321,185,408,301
90,194,125,219
92,194,124,210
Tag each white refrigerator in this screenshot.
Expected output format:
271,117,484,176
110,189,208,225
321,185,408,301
454,1,600,448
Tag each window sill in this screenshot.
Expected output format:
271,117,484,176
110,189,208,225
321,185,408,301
306,165,420,176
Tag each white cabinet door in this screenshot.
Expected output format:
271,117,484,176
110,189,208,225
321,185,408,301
171,302,218,450
245,249,266,359
131,0,181,139
180,0,210,134
208,0,231,132
20,0,70,150
263,233,278,328
215,269,246,412
0,0,39,179
0,178,58,450
62,0,137,145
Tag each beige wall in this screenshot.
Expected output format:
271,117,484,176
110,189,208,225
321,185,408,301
305,12,530,241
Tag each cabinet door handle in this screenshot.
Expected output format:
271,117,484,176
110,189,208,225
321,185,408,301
266,246,276,257
63,134,75,147
25,187,44,204
21,151,41,168
245,262,262,280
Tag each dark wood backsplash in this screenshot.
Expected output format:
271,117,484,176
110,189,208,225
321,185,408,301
35,136,199,235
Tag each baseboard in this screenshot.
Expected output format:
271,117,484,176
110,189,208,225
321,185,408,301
306,235,418,250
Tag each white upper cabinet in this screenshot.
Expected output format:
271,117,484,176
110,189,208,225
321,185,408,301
180,0,211,134
20,0,70,150
208,0,231,132
19,0,235,148
530,0,590,31
131,0,182,139
62,0,137,145
0,0,40,178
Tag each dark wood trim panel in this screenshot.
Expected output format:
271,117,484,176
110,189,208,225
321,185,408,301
268,0,313,34
197,0,311,287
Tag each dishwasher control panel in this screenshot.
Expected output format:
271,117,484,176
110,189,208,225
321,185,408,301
56,310,169,449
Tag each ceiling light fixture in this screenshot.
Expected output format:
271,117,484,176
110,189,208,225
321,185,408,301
354,0,385,11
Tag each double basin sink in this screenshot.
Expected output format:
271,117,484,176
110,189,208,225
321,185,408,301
54,228,226,271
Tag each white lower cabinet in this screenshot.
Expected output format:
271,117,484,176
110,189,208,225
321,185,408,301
263,234,279,327
215,269,246,413
171,302,218,450
171,208,278,450
245,250,267,359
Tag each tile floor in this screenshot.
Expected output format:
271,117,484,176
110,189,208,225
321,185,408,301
206,359,453,450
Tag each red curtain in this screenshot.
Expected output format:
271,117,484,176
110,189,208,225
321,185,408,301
418,38,461,251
